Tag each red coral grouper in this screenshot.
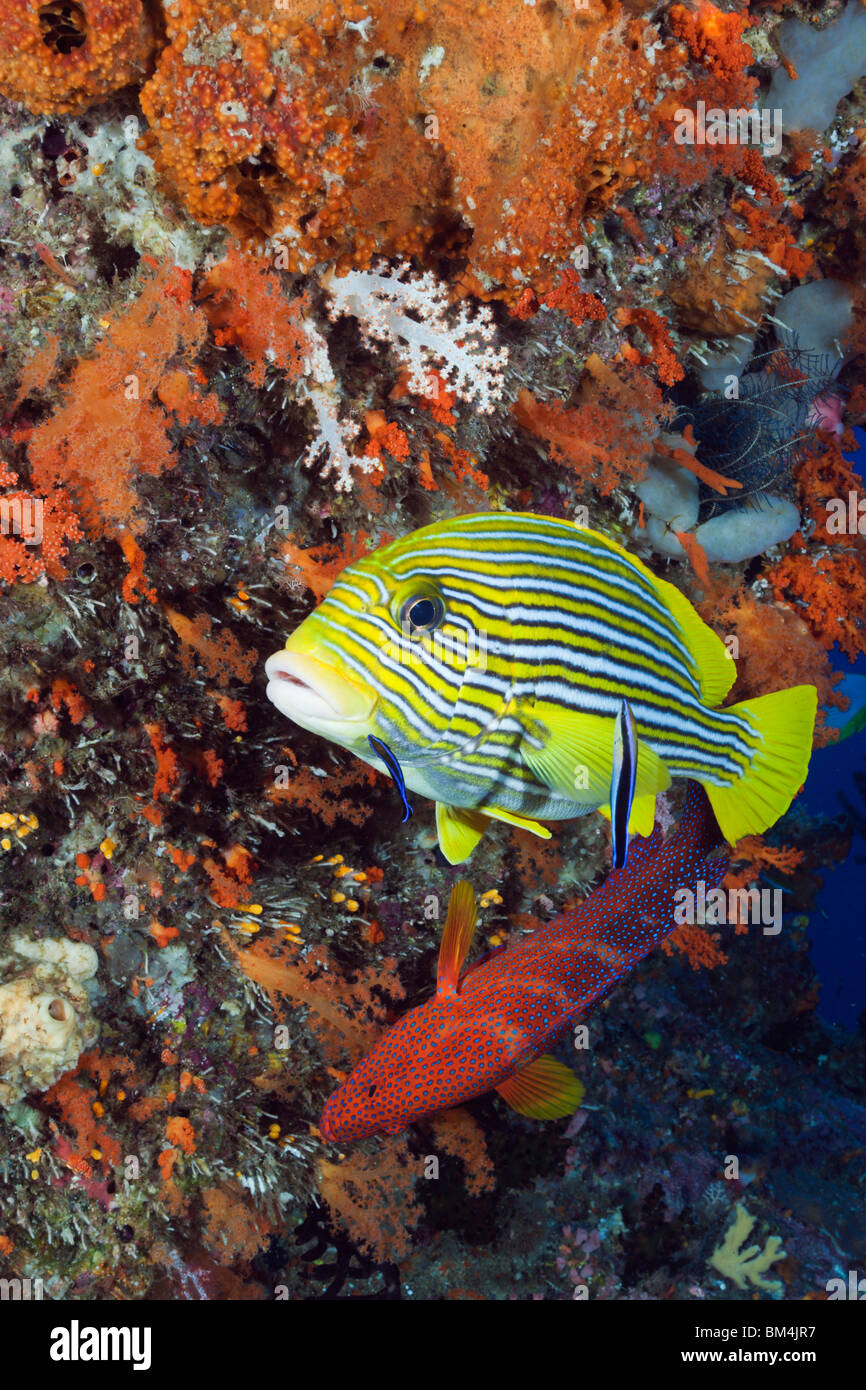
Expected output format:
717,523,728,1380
320,781,727,1144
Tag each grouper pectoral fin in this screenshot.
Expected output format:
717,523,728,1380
435,803,491,864
496,1054,585,1120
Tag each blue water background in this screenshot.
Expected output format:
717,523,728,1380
800,427,866,1030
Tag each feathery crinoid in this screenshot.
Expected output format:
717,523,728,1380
677,342,843,519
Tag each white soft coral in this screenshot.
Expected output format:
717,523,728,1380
294,262,509,488
295,316,363,492
321,262,509,414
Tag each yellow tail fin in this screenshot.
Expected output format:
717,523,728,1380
704,685,817,843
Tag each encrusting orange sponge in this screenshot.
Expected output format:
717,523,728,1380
0,0,156,115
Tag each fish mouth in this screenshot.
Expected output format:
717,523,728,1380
265,649,375,725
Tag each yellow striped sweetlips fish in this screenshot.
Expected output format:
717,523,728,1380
265,512,817,863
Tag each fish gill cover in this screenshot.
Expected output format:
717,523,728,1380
0,0,863,1314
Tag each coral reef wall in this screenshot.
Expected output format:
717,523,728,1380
0,0,865,1299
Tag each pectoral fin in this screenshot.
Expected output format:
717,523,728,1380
634,735,671,797
436,804,491,864
521,702,670,805
496,1054,585,1120
598,790,659,836
521,704,613,800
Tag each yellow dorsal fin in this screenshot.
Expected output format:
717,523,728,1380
650,570,736,706
435,804,490,864
572,523,735,706
521,704,670,803
496,1054,585,1119
436,880,477,997
482,805,552,839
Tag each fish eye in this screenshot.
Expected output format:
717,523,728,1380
368,1084,377,1098
399,593,445,636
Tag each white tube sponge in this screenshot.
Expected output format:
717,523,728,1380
635,453,699,558
768,1,866,133
635,436,801,566
775,279,854,362
694,497,801,564
698,335,756,394
637,494,800,565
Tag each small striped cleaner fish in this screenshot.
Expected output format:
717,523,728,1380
265,511,817,863
319,781,727,1143
611,698,638,870
367,734,414,823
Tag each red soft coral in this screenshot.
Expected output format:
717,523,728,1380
0,483,82,585
512,354,665,496
767,546,866,663
22,263,220,540
197,243,312,388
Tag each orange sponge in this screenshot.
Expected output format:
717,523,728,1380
0,0,156,115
